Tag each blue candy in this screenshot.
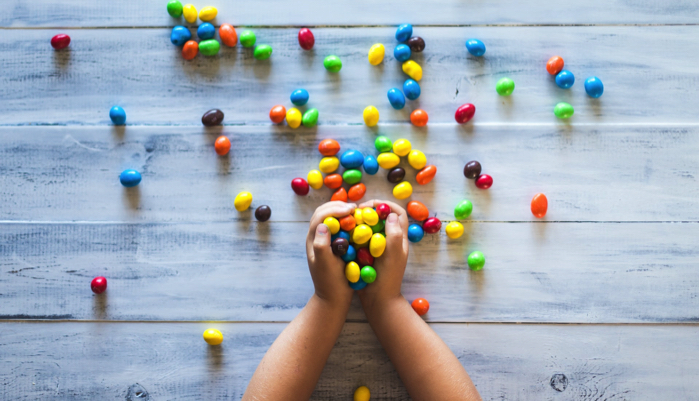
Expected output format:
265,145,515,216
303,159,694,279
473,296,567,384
395,24,413,42
407,224,424,243
363,155,379,175
387,88,406,110
109,106,126,125
349,277,368,290
197,23,215,40
403,79,421,100
120,169,141,187
340,149,364,169
332,230,350,242
393,44,411,62
341,245,357,263
584,76,604,98
555,70,575,89
290,89,309,106
465,39,486,57
170,26,192,46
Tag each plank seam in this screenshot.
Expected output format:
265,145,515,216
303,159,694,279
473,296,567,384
0,319,697,325
1,23,698,29
1,220,698,224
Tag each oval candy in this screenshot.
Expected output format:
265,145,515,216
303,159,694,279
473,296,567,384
445,221,464,239
387,88,406,110
363,106,379,126
51,34,71,50
331,187,348,202
109,106,126,125
302,108,319,127
183,4,197,23
475,174,493,189
455,103,476,124
407,224,424,243
340,150,365,169
307,170,323,190
455,200,473,220
332,238,349,256
214,135,230,155
345,261,361,283
387,167,405,183
319,157,340,173
91,276,107,294
349,277,368,290
318,139,340,156
423,217,442,234
393,181,413,200
234,191,252,211
199,39,220,56
402,60,422,81
375,136,393,153
465,38,486,57
408,150,426,170
354,386,371,401
362,208,379,226
407,36,425,52
467,251,485,270
356,247,374,266
182,40,199,60
269,105,286,124
407,201,429,221
120,169,141,187
392,138,411,157
363,155,379,175
496,77,515,96
369,233,386,258
286,108,302,128
463,161,481,179
368,43,385,66
290,89,309,106
376,203,391,220
219,24,238,47
203,328,223,345
239,30,256,48
197,23,215,40
394,44,411,62
198,6,217,21
410,109,428,126
546,56,564,75
411,298,429,316
253,45,272,60
324,55,342,72
555,70,575,89
202,109,224,126
554,102,574,119
342,245,357,263
531,193,548,218
354,209,364,225
324,173,343,189
323,217,341,234
255,205,272,222
371,219,385,233
403,79,421,100
353,224,373,244
377,153,400,169
343,169,362,185
360,266,377,283
167,0,183,17
291,178,310,196
171,26,192,46
298,28,315,50
395,24,413,42
339,215,357,232
416,165,437,185
585,76,604,98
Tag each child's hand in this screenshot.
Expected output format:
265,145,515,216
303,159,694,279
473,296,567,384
306,201,357,308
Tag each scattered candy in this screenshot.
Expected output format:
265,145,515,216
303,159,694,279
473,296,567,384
554,102,574,119
182,40,199,60
323,217,340,234
353,224,373,244
463,161,481,179
332,238,349,256
197,23,215,40
203,328,223,345
290,89,309,106
318,139,341,156
465,39,486,57
240,30,256,48
475,174,493,189
356,247,374,266
410,109,428,127
167,0,183,17
91,276,107,294
214,135,231,155
392,138,412,157
403,79,421,100
496,77,515,96
369,233,386,257
455,103,476,124
402,60,423,81
375,136,393,153
363,155,379,175
219,24,238,47
171,26,192,46
234,191,253,211
342,245,357,263
354,385,371,401
324,55,342,72
423,217,442,234
454,200,473,219
584,76,604,98
183,4,197,23
445,221,464,239
408,223,424,242
368,43,385,65
51,34,71,50
394,44,411,62
269,105,286,123
324,173,343,189
393,181,413,199
376,203,391,220
387,167,405,183
555,70,575,89
408,150,426,170
302,108,319,127
531,193,548,218
199,39,220,56
339,215,357,232
411,298,429,316
198,6,217,22
407,201,429,221
345,261,360,283
253,45,273,60
415,165,436,185
109,106,126,125
363,106,379,126
407,36,425,52
546,56,564,75
340,150,365,169
360,266,377,283
286,108,302,128
202,109,224,126
120,169,141,187
255,205,272,222
291,178,310,196
331,187,348,202
467,251,485,270
387,88,406,110
298,28,315,50
307,170,323,190
395,24,413,42
343,169,362,185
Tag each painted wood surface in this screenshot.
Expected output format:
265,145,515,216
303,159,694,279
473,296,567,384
1,322,698,400
1,27,698,125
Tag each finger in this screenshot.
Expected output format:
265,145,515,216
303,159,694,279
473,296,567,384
383,212,406,255
311,223,334,263
370,200,409,233
306,202,357,255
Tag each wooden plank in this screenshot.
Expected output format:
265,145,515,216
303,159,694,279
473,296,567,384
1,26,698,125
2,221,698,323
0,322,697,399
2,124,699,222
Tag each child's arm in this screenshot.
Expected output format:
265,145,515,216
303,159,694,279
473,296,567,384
243,202,357,401
358,200,482,401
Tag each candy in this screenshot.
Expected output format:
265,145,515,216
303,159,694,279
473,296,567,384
354,209,364,225
445,221,464,239
182,40,199,60
395,24,413,42
455,103,476,124
323,173,343,189
402,60,423,81
463,161,481,179
324,55,342,72
202,109,224,126
348,183,366,201
255,205,271,222
584,76,604,98
120,169,141,187
387,167,405,183
342,245,357,263
554,102,574,119
546,56,564,75
291,178,310,196
393,181,413,199
339,215,357,232
167,0,183,17
375,136,393,153
345,261,361,283
171,26,192,46
356,247,374,266
109,106,126,125
407,201,429,221
465,39,486,57
403,79,421,100
198,6,217,22
371,220,385,233
323,217,341,234
376,203,391,220
199,39,220,56
360,266,377,283
298,28,315,50
411,298,429,316
331,187,348,202
240,30,256,48
454,200,473,219
254,45,273,60
387,88,406,110
363,155,379,175
408,150,426,170
392,138,412,157
359,208,376,227
531,193,548,218
91,276,107,294
302,108,319,127
234,191,253,211
343,169,362,185
269,105,286,123
332,231,350,242
496,77,515,96
555,70,575,89
423,217,441,234
318,139,341,156
353,224,373,244
332,238,349,256
183,4,197,23
408,36,427,52
370,233,386,257
51,34,70,50
415,165,437,185
407,224,424,243
286,108,302,128
368,43,385,65
410,109,428,126
354,386,371,401
197,23,215,40
214,135,231,155
290,89,309,106
203,328,223,345
307,170,323,190
467,251,485,270
219,24,238,47
340,150,365,169
475,174,493,189
392,45,412,66
363,106,379,127
349,277,368,290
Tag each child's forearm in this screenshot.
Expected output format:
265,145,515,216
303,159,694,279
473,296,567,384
243,294,350,401
362,295,482,401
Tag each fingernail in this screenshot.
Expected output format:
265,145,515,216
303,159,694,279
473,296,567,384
317,224,328,234
388,213,398,223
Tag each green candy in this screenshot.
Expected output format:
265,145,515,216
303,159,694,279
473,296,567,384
253,44,272,60
342,169,362,185
496,77,515,96
199,39,220,56
323,55,342,72
374,136,392,153
554,102,574,119
302,108,319,127
166,0,183,17
371,220,385,233
360,266,376,283
467,251,485,271
240,30,256,48
454,200,473,220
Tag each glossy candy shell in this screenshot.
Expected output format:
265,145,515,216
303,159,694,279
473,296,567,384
408,150,426,170
302,108,319,127
167,0,183,17
392,181,413,200
323,174,343,189
318,139,341,156
354,386,371,401
463,161,481,179
531,193,548,218
198,6,217,21
307,170,323,190
496,77,515,96
411,298,429,316
416,165,437,185
199,39,220,56
91,277,107,294
339,215,357,232
422,217,442,234
402,60,423,81
182,40,199,60
454,200,473,220
407,201,429,221
324,55,342,72
332,238,349,256
182,4,197,23
170,26,192,46
387,167,405,183
375,136,393,153
393,44,411,62
340,150,365,169
465,39,486,56
197,23,215,40
331,188,348,202
554,102,574,119
445,221,464,239
546,56,564,75
254,205,272,222
363,106,379,126
234,192,253,211
403,79,421,100
555,70,575,89
467,251,485,271
392,139,412,156
342,245,357,263
290,89,309,106
323,217,341,234
368,43,385,65
219,24,238,47
376,203,391,220
253,45,273,60
291,178,310,196
214,136,230,155
395,24,413,42
585,76,604,98
363,155,379,175
387,88,406,110
348,277,368,290
410,109,428,127
201,109,224,126
407,36,425,52
51,34,71,50
298,28,315,50
348,184,366,201
239,30,256,48
269,105,286,124
203,329,223,345
356,248,374,267
109,106,126,125
369,233,386,258
343,169,362,185
455,103,476,124
119,170,141,187
345,262,361,283
360,266,377,283
286,108,302,128
475,174,493,189
407,224,424,243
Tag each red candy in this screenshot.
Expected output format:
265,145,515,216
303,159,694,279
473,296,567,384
269,105,286,124
531,193,548,218
348,183,366,201
318,139,341,156
411,298,430,316
214,136,231,155
91,276,107,294
356,247,374,267
291,178,310,195
331,187,348,202
475,174,493,189
376,203,391,220
416,165,437,185
455,103,476,124
298,28,315,50
51,34,71,50
422,217,442,234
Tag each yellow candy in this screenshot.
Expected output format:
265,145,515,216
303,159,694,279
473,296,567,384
392,138,412,157
203,328,223,345
183,4,197,23
319,156,340,173
234,191,252,211
369,233,386,258
445,221,464,239
354,209,364,225
345,261,360,283
367,43,385,66
377,152,400,169
362,207,379,226
307,170,323,190
198,6,217,21
352,224,373,244
354,386,371,401
393,181,413,200
286,108,302,129
408,149,426,170
363,106,379,127
323,217,340,234
402,60,423,81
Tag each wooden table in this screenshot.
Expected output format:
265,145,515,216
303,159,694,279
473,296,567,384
1,1,698,399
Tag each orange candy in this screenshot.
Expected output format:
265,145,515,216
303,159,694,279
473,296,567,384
318,139,341,156
182,40,198,60
546,56,564,75
214,136,231,155
219,24,238,47
406,201,429,221
411,298,430,316
531,193,548,218
331,187,348,202
416,165,437,185
324,174,343,189
410,109,428,127
269,105,286,124
347,183,366,201
339,215,357,231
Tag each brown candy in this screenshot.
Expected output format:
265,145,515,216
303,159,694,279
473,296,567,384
202,109,224,126
463,161,482,179
254,205,271,222
387,167,405,183
407,36,425,52
332,238,349,256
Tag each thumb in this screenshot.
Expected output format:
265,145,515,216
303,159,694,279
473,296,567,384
312,224,333,261
384,213,404,254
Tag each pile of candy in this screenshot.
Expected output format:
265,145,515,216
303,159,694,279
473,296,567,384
268,88,319,129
